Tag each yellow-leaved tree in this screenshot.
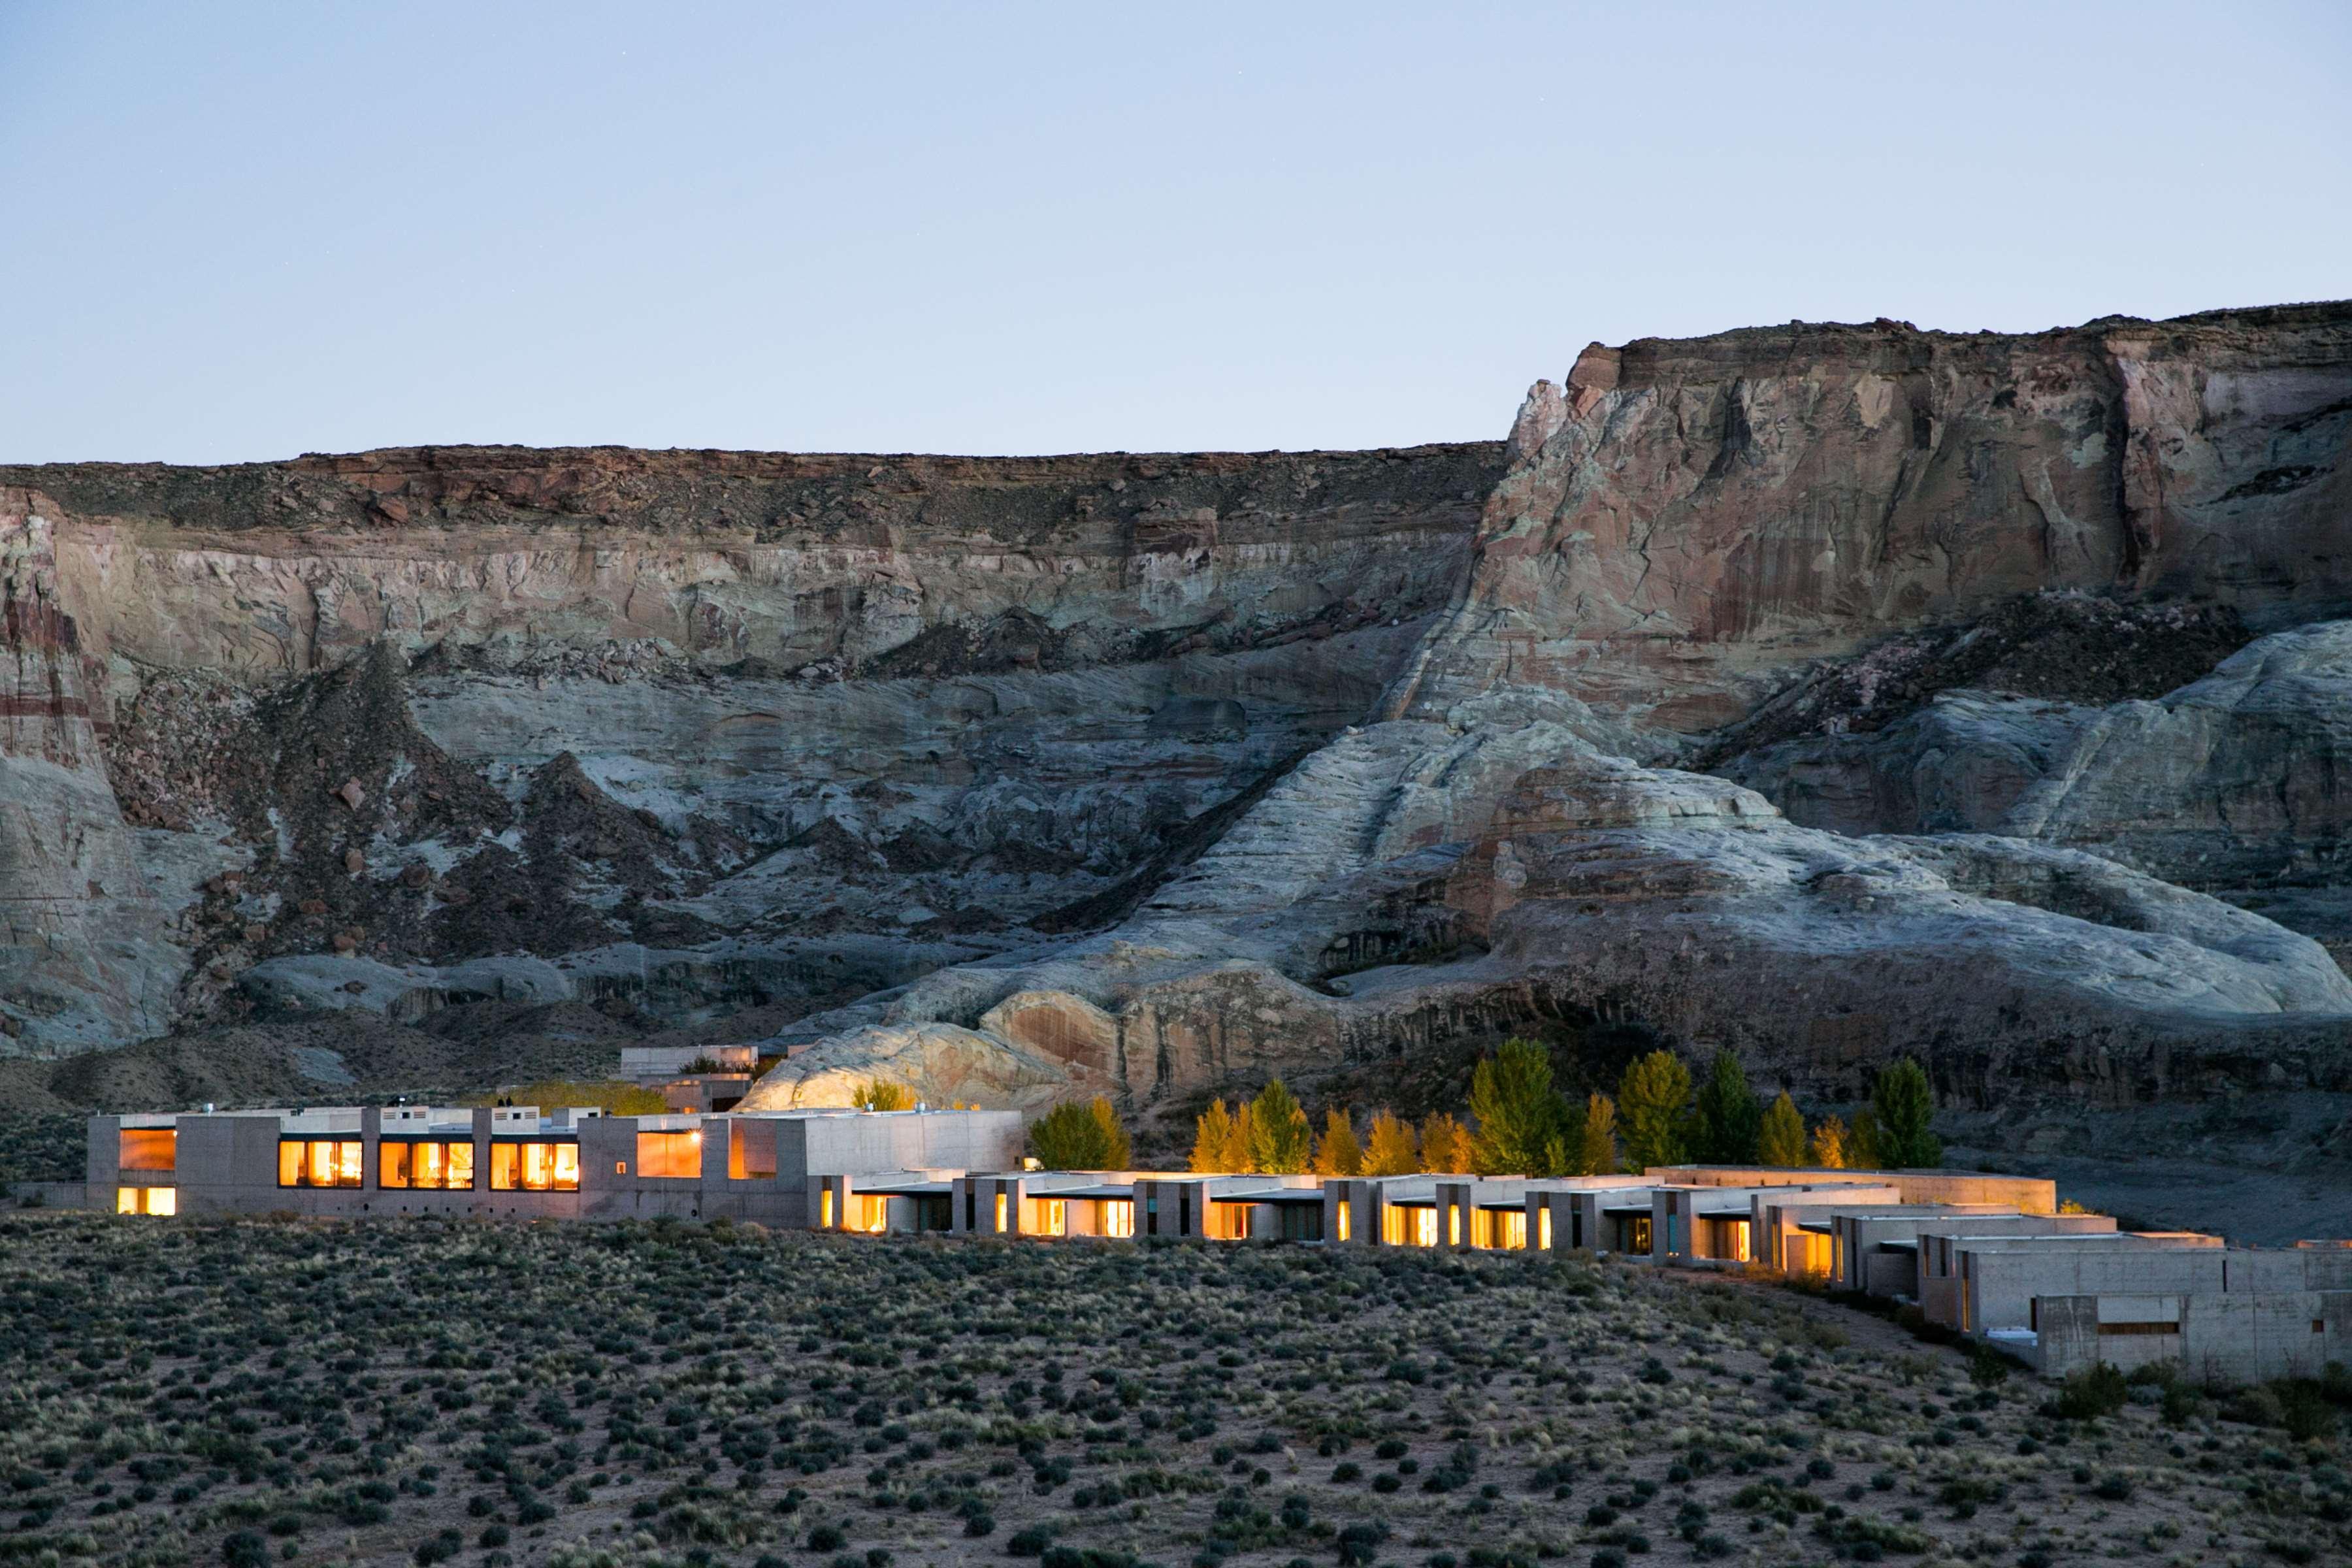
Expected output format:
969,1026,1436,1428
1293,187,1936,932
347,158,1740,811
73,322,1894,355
1312,1107,1363,1176
1360,1110,1418,1176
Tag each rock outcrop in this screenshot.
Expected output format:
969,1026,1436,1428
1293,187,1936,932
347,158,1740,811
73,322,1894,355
9,302,2352,1137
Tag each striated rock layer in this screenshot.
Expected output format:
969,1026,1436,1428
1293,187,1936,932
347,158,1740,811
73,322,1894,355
10,302,2352,1137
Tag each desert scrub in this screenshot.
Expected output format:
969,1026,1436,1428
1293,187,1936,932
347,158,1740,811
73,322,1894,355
0,1214,2313,1568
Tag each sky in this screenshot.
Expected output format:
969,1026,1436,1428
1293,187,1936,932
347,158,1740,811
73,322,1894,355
1,1,2346,463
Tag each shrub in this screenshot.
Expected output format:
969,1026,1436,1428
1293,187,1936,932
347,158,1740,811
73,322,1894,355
2053,1364,2129,1422
223,1531,269,1568
849,1081,910,1112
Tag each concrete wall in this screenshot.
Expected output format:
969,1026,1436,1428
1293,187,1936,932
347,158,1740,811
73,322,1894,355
1654,1166,2057,1215
2036,1291,2352,1383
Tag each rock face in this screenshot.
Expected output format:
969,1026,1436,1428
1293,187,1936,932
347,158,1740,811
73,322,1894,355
9,302,2352,1136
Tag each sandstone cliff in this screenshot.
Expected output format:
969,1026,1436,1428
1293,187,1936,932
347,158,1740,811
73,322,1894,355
7,303,2352,1151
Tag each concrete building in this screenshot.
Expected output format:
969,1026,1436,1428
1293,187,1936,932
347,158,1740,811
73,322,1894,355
86,1105,1022,1226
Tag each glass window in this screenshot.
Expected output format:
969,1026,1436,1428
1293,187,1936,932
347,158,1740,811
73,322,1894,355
1103,1200,1134,1239
116,1185,176,1216
489,1141,580,1191
381,1141,476,1190
278,1140,362,1188
1537,1206,1553,1250
727,1122,776,1180
853,1195,888,1233
1041,1199,1066,1237
1278,1204,1323,1243
635,1131,700,1179
821,1188,835,1228
994,1192,1008,1233
118,1129,176,1171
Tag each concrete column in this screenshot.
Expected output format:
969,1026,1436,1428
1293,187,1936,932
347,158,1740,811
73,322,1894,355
361,1106,382,1202
471,1108,493,1211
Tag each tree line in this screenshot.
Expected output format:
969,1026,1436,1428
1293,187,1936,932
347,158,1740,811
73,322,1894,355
1024,1040,1942,1177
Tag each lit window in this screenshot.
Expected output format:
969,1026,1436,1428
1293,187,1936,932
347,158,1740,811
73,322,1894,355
634,1131,700,1179
118,1128,176,1172
380,1141,476,1190
1103,1200,1135,1239
1447,1206,1462,1247
278,1140,363,1188
1497,1210,1526,1250
1335,1201,1350,1243
1538,1207,1553,1250
489,1141,580,1191
115,1186,137,1214
821,1188,836,1228
117,1185,174,1215
854,1195,888,1233
994,1192,1008,1233
1416,1209,1438,1248
1043,1200,1066,1237
727,1123,777,1180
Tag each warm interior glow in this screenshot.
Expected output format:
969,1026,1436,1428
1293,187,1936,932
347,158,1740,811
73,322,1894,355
1043,1199,1066,1237
1538,1206,1553,1250
144,1186,176,1216
278,1140,363,1188
634,1131,700,1179
727,1122,777,1180
994,1192,1008,1233
380,1141,475,1190
489,1141,581,1192
1335,1200,1350,1243
118,1128,176,1172
1418,1209,1438,1248
1497,1209,1526,1250
115,1185,137,1214
1103,1199,1134,1239
1447,1206,1462,1247
821,1188,836,1228
118,1185,175,1215
853,1194,888,1233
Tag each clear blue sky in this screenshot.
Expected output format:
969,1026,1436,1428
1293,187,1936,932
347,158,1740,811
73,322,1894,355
3,1,2345,463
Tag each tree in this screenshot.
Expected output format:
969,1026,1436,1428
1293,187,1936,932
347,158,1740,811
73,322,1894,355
1870,1058,1942,1168
1361,1111,1418,1177
1418,1112,1471,1175
851,1079,911,1111
1691,1049,1762,1164
1467,1037,1569,1175
1190,1100,1253,1173
1247,1079,1312,1174
1808,1113,1850,1170
1616,1050,1693,1172
1576,1093,1620,1177
1757,1092,1808,1168
1313,1107,1363,1177
1848,1109,1884,1171
1028,1097,1130,1170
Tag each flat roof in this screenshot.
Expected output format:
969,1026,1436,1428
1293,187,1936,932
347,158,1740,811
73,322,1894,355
1212,1190,1325,1205
1048,1185,1137,1201
854,1181,953,1196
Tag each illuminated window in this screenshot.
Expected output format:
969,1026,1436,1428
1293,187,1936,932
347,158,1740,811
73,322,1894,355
118,1128,176,1172
489,1141,580,1191
380,1141,476,1190
278,1140,363,1188
1471,1208,1494,1249
727,1123,776,1180
1447,1205,1462,1247
821,1188,836,1228
853,1195,888,1233
1103,1200,1135,1239
1496,1210,1526,1250
994,1192,1008,1233
634,1131,701,1179
1335,1201,1350,1243
1042,1200,1066,1237
1417,1208,1438,1248
116,1185,176,1215
1538,1206,1553,1250
144,1186,176,1216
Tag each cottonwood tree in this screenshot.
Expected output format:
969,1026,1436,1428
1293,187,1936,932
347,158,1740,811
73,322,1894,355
1417,1112,1471,1175
1190,1100,1254,1173
1870,1058,1942,1168
1691,1049,1761,1164
1757,1092,1808,1168
1576,1093,1620,1176
1028,1097,1130,1170
1312,1107,1363,1177
1246,1079,1312,1174
1616,1050,1693,1171
1361,1111,1418,1176
1808,1113,1851,1169
1467,1037,1569,1175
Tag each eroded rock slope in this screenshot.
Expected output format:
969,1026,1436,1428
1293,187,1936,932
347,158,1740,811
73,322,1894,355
7,302,2352,1136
